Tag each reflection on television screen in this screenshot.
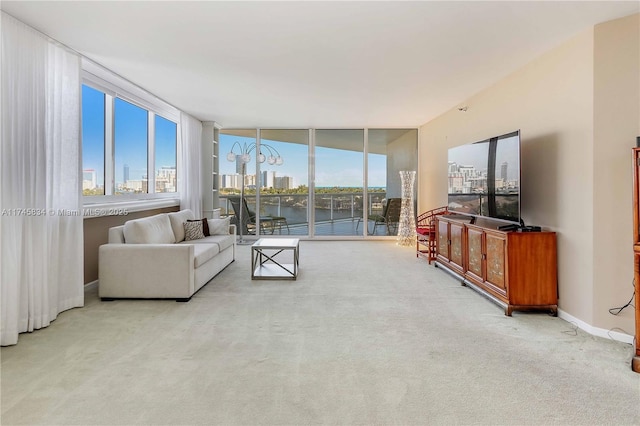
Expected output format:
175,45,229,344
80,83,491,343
447,130,521,224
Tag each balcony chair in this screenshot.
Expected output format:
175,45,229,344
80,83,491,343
228,197,289,235
357,197,402,235
416,206,449,263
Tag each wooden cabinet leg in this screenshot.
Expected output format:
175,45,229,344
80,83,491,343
505,306,513,316
633,356,640,373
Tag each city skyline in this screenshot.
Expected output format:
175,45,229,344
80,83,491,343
448,161,519,194
219,170,295,191
83,165,177,194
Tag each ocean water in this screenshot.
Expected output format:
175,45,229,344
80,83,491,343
259,205,362,224
224,192,386,225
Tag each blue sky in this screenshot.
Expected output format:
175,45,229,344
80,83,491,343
81,85,105,184
114,98,147,183
219,134,387,188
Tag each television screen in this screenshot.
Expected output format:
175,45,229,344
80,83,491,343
447,130,520,223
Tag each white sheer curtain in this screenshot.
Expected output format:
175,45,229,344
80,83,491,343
1,13,84,346
179,112,203,215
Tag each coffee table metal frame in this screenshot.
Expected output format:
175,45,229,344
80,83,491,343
251,238,300,280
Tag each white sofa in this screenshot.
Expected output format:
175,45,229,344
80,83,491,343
98,209,236,301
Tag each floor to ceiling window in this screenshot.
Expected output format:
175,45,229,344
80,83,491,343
366,129,418,236
217,128,417,239
366,130,389,236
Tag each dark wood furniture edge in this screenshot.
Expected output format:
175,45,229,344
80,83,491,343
631,149,640,373
461,276,558,317
506,304,558,317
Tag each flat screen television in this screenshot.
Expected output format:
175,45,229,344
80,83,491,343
447,130,521,224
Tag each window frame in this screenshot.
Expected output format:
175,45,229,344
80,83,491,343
81,58,181,209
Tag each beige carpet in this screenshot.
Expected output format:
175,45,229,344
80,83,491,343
1,241,639,425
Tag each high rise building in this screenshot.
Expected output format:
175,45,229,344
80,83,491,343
274,176,293,190
220,174,243,190
123,164,130,183
156,166,177,192
501,161,508,182
260,170,276,188
82,169,96,190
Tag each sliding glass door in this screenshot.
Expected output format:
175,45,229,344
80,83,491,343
218,130,257,238
258,130,309,235
314,130,364,236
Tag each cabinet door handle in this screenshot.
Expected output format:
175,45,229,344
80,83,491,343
482,253,486,260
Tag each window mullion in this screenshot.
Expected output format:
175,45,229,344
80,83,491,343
148,112,155,194
309,128,315,237
104,93,114,195
363,128,369,237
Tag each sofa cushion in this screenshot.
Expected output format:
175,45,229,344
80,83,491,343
192,234,235,252
184,221,205,241
192,243,220,268
168,209,195,242
123,214,175,244
207,217,231,235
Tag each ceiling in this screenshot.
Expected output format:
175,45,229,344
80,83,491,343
2,1,638,129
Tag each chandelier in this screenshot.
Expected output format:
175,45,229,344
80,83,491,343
226,141,284,243
226,142,283,166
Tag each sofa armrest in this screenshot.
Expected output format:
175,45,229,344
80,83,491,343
99,244,195,299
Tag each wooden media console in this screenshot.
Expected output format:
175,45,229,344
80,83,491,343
435,215,558,316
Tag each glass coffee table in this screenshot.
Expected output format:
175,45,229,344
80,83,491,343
251,238,300,280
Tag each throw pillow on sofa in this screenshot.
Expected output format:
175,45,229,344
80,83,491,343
207,217,231,235
187,218,210,236
184,221,205,241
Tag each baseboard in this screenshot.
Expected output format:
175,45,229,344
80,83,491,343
84,280,98,292
435,262,634,345
557,309,634,345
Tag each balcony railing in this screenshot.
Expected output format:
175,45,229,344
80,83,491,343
220,191,390,236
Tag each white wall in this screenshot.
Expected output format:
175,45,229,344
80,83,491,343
419,14,639,338
593,14,640,332
386,129,418,199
